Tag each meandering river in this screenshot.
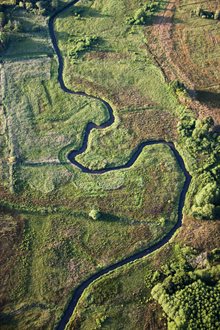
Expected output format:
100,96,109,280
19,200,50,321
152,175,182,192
48,2,191,328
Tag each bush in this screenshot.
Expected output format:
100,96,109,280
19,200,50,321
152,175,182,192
89,209,101,220
195,182,219,206
191,203,215,220
68,35,98,59
191,179,220,220
134,8,148,23
208,249,220,265
127,1,161,25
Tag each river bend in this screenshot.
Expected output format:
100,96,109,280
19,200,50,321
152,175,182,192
48,2,191,329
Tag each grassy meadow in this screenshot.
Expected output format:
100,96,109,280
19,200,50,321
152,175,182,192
55,0,180,113
0,0,219,329
54,0,185,171
2,58,109,164
0,36,185,329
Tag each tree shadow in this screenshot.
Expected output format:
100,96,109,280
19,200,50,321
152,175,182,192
213,125,220,133
99,212,146,226
196,90,220,108
0,32,54,58
70,6,110,18
100,212,127,223
0,313,18,328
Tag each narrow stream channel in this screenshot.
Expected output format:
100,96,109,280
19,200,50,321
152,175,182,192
48,1,191,329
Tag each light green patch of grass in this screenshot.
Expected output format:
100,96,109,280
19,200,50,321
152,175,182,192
76,125,135,169
0,0,16,4
2,58,109,164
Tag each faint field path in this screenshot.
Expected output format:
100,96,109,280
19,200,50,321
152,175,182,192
145,0,220,121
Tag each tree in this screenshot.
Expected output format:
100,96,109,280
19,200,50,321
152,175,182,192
133,8,148,24
195,182,217,206
89,209,101,220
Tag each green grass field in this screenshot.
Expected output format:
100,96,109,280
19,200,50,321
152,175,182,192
0,44,185,329
1,51,186,329
52,0,186,173
0,0,219,329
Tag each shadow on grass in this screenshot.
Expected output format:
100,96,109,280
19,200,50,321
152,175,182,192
100,212,126,223
213,125,220,133
99,213,147,226
0,34,53,59
0,313,18,328
65,5,111,18
196,90,220,108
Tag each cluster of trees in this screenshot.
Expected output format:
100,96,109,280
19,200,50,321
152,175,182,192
176,91,220,220
68,35,98,60
0,5,22,51
15,0,58,15
192,180,220,220
126,0,160,25
151,264,220,329
0,0,59,16
0,0,59,52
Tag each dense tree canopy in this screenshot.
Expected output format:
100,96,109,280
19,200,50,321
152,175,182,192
151,264,220,329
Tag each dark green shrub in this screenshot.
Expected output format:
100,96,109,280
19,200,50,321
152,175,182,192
127,0,161,26
208,249,220,265
68,35,98,59
133,8,148,24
